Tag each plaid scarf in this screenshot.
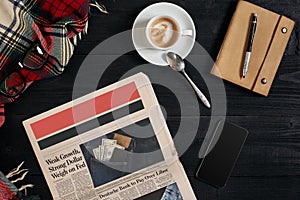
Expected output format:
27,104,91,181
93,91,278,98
0,0,90,126
23,0,89,66
0,174,19,200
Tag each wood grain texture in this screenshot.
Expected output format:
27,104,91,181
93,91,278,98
0,0,299,199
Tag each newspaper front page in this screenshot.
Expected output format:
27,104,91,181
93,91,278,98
23,73,197,200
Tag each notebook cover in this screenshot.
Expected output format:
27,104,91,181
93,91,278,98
211,0,295,96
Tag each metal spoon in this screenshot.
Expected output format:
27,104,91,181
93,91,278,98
166,52,211,108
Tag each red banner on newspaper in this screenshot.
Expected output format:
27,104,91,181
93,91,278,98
31,82,140,140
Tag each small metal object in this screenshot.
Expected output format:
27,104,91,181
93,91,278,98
261,78,267,84
281,27,288,34
166,52,211,108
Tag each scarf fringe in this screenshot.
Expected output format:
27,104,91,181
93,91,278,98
6,162,25,179
5,162,35,198
11,171,28,184
68,0,108,59
69,20,89,50
19,184,34,197
90,0,108,14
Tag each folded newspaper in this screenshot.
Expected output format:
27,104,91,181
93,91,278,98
23,73,197,200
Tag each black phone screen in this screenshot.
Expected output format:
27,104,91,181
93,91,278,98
196,121,248,187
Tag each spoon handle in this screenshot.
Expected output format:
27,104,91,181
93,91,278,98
182,71,211,108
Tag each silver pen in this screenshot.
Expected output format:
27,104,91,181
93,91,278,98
243,13,257,78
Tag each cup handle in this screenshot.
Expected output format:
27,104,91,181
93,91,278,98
182,29,193,36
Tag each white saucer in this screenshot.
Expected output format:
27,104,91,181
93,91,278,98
132,2,196,66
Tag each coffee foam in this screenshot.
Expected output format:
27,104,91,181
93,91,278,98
148,17,179,48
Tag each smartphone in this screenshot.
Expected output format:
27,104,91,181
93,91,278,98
196,121,248,188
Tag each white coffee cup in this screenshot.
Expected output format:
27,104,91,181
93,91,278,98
145,15,193,50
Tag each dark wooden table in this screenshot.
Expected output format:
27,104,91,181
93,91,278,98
0,0,299,199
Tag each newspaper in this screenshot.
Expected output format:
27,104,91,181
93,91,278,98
23,73,197,200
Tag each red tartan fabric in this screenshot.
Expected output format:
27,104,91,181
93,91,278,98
27,0,89,23
26,0,89,39
0,180,19,200
26,0,89,63
0,0,90,127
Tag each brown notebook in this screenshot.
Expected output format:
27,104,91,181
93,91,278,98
211,0,295,96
